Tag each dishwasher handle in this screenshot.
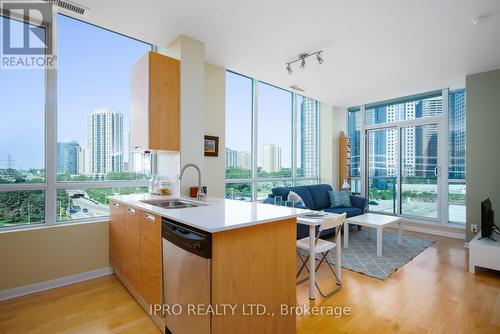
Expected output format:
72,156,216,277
165,222,205,241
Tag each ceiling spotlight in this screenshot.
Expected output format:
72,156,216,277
285,50,324,74
316,52,324,64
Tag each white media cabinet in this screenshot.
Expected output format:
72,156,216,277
469,233,500,273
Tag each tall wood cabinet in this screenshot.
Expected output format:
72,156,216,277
140,211,162,306
130,51,180,152
109,201,125,274
109,202,163,329
339,132,352,189
123,206,141,292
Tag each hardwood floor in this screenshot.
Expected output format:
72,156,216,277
0,275,159,334
0,231,499,334
296,231,500,334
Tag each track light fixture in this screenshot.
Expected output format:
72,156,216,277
286,50,324,74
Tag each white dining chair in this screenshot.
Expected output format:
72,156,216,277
296,213,347,298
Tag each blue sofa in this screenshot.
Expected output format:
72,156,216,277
263,184,368,239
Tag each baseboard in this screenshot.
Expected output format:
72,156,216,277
401,224,466,240
0,267,113,301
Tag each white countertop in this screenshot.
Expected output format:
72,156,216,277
109,193,311,233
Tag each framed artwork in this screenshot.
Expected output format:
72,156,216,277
204,135,219,157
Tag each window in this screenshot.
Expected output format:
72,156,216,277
257,82,292,178
56,187,148,221
57,15,151,182
365,92,442,126
224,71,320,200
0,13,152,229
0,16,46,228
225,72,253,180
448,89,466,224
347,107,361,194
296,95,319,178
0,190,45,228
348,88,466,226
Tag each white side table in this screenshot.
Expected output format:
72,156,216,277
344,213,403,257
469,233,500,273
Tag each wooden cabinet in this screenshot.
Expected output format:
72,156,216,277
130,51,180,152
211,218,297,334
109,201,125,274
123,206,141,292
339,132,352,190
140,211,162,306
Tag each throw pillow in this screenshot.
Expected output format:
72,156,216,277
328,191,351,208
287,191,305,207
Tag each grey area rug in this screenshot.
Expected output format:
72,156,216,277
323,229,435,280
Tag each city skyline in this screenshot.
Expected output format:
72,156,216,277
225,96,318,176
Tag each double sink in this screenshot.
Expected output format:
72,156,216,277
140,199,206,209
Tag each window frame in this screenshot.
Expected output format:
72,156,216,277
0,12,152,231
225,70,320,201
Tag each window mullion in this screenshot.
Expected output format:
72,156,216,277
45,14,57,225
46,67,57,225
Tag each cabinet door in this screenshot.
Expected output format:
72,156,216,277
130,53,149,151
109,201,125,274
140,212,162,305
123,206,141,292
148,52,180,151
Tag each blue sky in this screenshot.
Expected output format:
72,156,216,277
0,14,150,170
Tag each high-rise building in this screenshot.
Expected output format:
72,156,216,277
78,146,88,176
56,140,81,175
300,98,318,177
225,148,238,168
237,151,251,170
87,108,124,177
449,90,466,179
348,108,362,177
258,144,282,173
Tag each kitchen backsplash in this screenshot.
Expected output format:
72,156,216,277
157,151,180,196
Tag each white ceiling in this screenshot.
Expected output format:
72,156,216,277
78,0,500,107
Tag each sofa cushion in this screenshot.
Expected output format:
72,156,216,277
307,184,333,210
323,206,362,217
328,190,351,208
271,186,314,209
287,191,305,207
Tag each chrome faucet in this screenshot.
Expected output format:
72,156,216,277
178,163,207,201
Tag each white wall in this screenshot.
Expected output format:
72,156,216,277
320,103,347,188
204,64,226,197
466,68,500,242
167,36,206,196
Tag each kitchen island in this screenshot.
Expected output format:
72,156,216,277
108,194,309,334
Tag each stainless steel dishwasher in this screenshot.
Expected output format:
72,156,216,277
162,218,211,334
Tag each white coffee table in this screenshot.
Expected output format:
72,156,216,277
344,213,403,257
